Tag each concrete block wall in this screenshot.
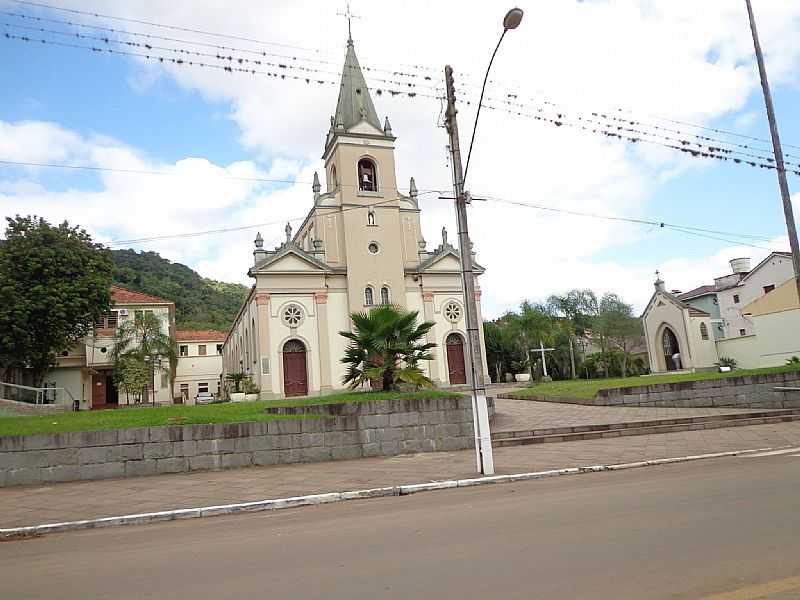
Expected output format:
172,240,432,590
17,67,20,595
595,371,800,408
0,395,486,487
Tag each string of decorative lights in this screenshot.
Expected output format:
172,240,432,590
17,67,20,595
6,0,440,74
10,0,800,158
465,88,800,163
0,10,438,82
0,27,444,95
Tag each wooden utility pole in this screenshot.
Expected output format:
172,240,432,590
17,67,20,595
443,65,494,476
745,0,800,299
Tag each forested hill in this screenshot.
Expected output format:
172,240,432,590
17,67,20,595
111,249,249,331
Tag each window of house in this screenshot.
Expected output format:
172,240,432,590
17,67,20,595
94,311,119,329
380,286,391,305
198,382,209,394
198,345,207,356
358,158,377,192
739,328,746,336
763,284,775,294
733,294,740,304
179,345,188,357
364,286,374,306
700,322,709,340
216,344,223,355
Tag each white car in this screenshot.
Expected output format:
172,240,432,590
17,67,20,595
195,391,215,405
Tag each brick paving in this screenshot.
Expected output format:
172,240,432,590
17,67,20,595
492,397,763,432
3,421,800,530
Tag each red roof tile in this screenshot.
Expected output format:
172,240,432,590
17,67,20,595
111,285,173,306
176,330,227,342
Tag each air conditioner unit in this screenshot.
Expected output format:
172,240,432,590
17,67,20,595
118,309,129,317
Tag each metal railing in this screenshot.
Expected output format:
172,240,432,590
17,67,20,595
0,381,77,407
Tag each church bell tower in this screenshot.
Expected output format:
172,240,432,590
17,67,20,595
321,34,407,312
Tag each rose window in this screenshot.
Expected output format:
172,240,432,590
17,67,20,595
282,304,303,327
444,301,462,323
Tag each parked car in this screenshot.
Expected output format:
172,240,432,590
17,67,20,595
195,391,215,404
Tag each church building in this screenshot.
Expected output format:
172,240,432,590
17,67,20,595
222,35,490,398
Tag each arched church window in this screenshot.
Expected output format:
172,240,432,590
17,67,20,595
367,209,376,226
364,286,374,306
358,158,377,192
330,165,337,190
700,322,709,340
380,286,391,305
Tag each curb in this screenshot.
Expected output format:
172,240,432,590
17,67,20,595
0,445,781,539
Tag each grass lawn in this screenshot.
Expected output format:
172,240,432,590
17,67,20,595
512,365,800,399
0,390,459,437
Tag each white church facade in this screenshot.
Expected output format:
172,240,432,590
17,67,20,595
642,252,797,373
222,36,489,398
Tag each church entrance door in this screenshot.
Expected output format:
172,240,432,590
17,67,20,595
446,333,467,385
662,327,681,371
283,339,308,397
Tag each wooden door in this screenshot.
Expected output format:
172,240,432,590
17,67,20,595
91,374,107,409
446,334,467,385
283,340,308,397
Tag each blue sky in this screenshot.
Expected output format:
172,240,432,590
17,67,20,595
1,0,799,317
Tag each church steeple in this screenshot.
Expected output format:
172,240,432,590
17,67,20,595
332,37,383,133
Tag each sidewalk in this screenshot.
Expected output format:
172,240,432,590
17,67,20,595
3,421,800,530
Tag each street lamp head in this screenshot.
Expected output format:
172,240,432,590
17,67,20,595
503,8,524,30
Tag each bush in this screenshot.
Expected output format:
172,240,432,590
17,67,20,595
786,356,800,367
717,356,738,369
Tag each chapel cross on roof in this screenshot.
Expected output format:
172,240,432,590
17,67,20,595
336,3,361,43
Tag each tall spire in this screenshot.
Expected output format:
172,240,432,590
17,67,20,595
332,37,382,132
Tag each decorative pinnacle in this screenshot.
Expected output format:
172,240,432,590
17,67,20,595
312,171,321,193
409,176,418,198
383,116,392,136
254,232,264,249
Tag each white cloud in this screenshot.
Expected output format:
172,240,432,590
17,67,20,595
3,0,800,317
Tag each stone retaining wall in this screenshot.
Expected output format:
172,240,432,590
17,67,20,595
595,371,800,408
0,395,486,487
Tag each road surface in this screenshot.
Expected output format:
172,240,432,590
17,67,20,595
2,452,800,599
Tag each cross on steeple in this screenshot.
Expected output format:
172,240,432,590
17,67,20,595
337,3,361,43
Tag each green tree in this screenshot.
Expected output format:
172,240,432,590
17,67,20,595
483,320,519,383
595,293,641,377
114,355,150,403
339,305,436,391
547,289,598,379
110,311,177,401
0,216,113,385
504,301,554,379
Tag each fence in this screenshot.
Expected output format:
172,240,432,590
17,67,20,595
0,382,76,407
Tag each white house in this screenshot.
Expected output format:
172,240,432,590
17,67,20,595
642,252,797,372
175,330,226,404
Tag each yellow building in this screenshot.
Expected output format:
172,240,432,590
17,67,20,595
223,35,489,398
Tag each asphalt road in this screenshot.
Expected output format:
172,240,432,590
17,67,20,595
2,453,800,599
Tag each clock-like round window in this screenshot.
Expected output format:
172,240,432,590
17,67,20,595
368,242,380,255
444,301,462,323
282,304,304,328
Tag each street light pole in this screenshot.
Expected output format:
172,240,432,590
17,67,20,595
744,0,800,299
441,8,523,476
444,65,493,475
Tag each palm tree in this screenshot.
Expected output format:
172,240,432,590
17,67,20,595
339,305,436,391
505,301,554,380
110,312,177,402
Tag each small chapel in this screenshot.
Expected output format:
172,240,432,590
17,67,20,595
222,34,490,398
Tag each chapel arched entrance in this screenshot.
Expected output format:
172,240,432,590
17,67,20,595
446,333,467,385
661,327,681,371
282,339,308,397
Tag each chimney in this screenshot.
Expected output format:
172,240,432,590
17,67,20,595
730,257,751,275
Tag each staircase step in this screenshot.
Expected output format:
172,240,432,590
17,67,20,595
492,413,800,447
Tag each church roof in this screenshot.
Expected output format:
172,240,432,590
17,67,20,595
333,38,382,132
678,285,717,301
249,242,333,276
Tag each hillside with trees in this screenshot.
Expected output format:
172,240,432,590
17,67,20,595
111,249,248,331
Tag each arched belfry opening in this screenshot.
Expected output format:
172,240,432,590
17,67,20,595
358,158,377,191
